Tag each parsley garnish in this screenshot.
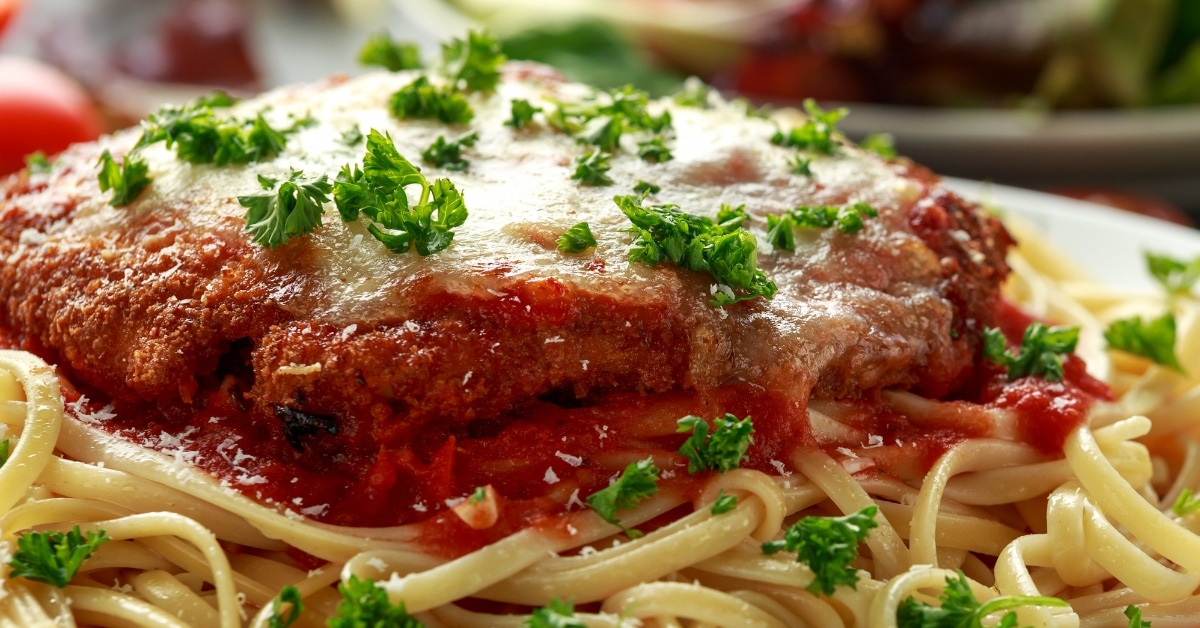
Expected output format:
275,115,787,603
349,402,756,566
0,439,8,467
334,129,468,256
762,506,878,596
617,194,776,307
895,571,1068,628
358,32,423,71
637,137,673,163
524,598,585,628
551,85,672,152
557,222,597,253
24,151,52,174
238,171,333,248
766,202,879,251
571,149,614,186
860,132,897,159
1125,604,1151,628
97,150,152,207
710,490,737,515
1146,252,1200,297
1105,312,1184,373
673,77,713,108
633,180,660,195
329,576,423,628
421,131,478,171
1173,488,1200,516
268,585,303,628
440,30,506,93
341,127,364,147
677,414,754,474
389,76,474,125
134,95,294,166
508,99,542,128
771,99,847,155
983,323,1079,382
469,486,487,504
789,155,812,176
9,526,110,588
586,457,659,539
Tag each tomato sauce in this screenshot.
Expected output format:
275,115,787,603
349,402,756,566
0,296,1112,558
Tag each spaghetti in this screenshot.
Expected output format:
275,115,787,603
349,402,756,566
0,216,1198,627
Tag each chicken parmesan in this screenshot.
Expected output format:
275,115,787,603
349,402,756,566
0,60,1011,537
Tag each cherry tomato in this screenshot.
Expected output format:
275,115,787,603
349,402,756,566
0,56,104,176
0,0,23,36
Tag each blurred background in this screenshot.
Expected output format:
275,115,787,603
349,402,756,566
1,0,1198,223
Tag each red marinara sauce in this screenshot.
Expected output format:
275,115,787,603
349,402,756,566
980,301,1113,455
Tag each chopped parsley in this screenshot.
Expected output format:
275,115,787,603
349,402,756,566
762,506,878,596
895,571,1068,628
334,129,468,256
586,457,659,539
0,439,8,467
771,99,847,155
860,132,897,159
1173,488,1200,516
556,222,597,253
24,151,52,174
238,171,333,248
421,131,479,171
551,85,672,154
789,155,812,176
616,194,777,307
440,30,506,93
1146,252,1200,297
637,137,673,163
524,598,585,628
710,490,737,515
340,127,364,146
633,180,661,195
97,150,151,207
469,486,487,504
268,585,303,628
571,149,614,186
983,323,1079,382
766,202,879,251
1125,604,1151,628
677,414,755,474
1105,312,1184,373
507,98,542,128
388,75,474,125
672,77,713,108
9,526,110,588
358,32,423,71
329,576,423,628
133,94,295,166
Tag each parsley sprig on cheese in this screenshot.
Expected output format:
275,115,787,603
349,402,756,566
586,457,659,539
557,222,597,253
421,131,479,171
97,150,152,207
616,195,777,307
334,129,468,256
358,32,423,71
387,30,504,125
766,202,880,251
771,99,847,155
389,76,475,125
761,506,878,596
983,323,1079,382
238,171,334,248
896,571,1068,628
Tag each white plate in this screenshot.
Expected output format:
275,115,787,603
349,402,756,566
841,104,1200,211
945,177,1200,291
